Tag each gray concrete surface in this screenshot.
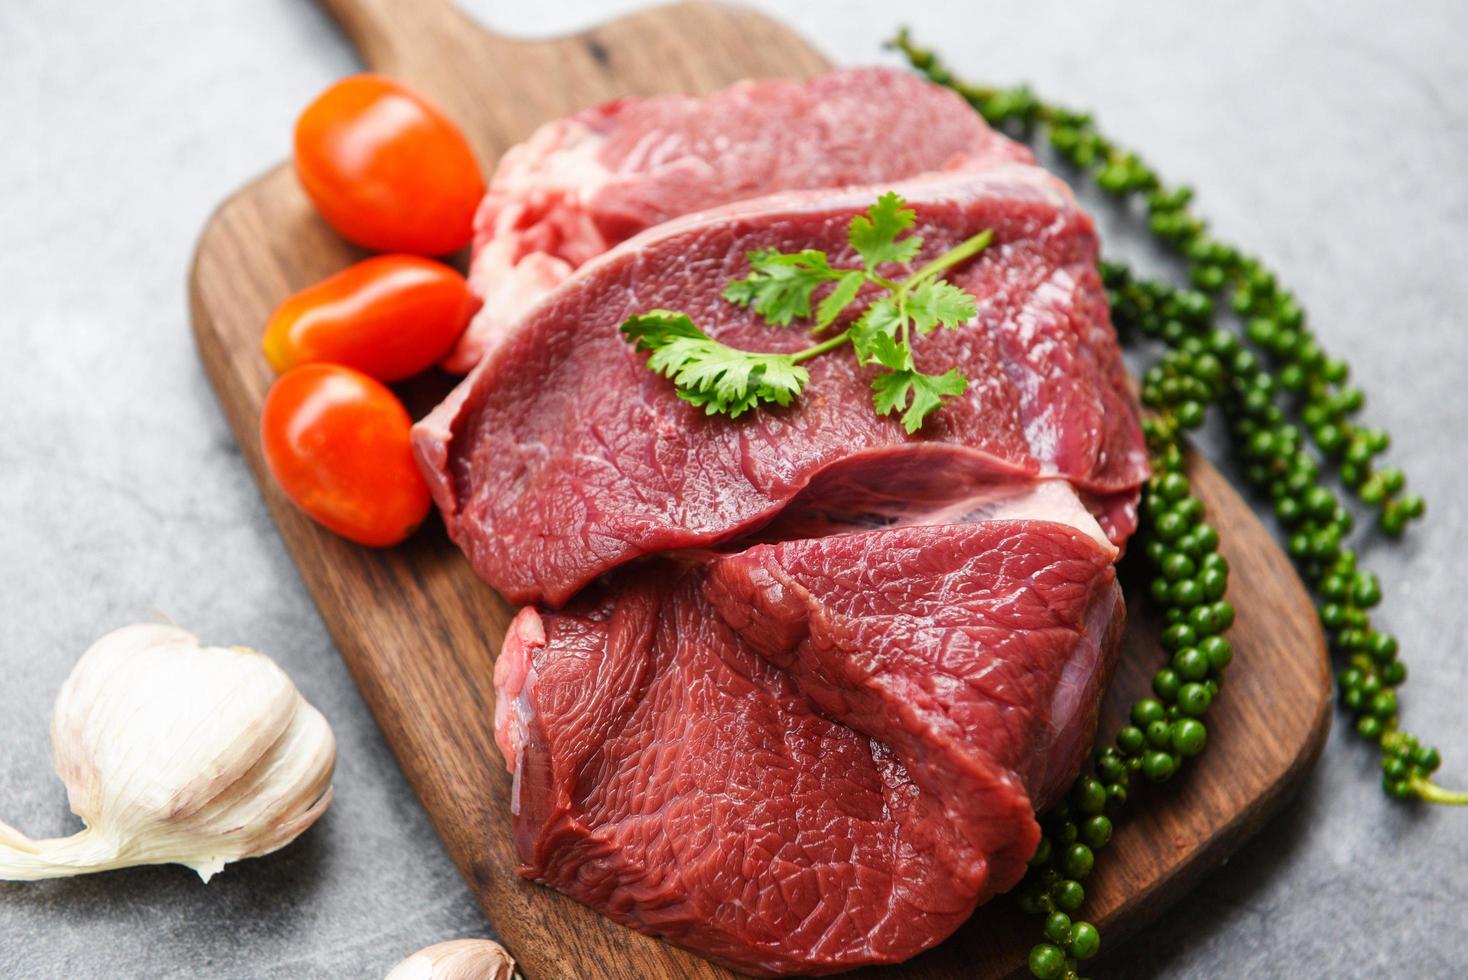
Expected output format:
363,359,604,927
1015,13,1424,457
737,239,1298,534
1,1,1464,976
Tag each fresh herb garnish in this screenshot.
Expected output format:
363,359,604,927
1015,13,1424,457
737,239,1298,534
720,249,846,327
620,310,808,419
619,192,992,433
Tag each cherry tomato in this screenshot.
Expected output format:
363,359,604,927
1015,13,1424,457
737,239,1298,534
260,364,430,547
262,255,475,382
294,74,485,255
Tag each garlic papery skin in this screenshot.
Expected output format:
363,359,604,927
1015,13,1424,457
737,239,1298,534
385,940,518,980
0,623,335,882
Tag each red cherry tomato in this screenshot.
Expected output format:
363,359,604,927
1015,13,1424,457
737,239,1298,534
260,364,431,547
294,74,485,255
262,255,476,382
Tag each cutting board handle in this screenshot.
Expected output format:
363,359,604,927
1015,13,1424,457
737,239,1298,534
316,0,501,78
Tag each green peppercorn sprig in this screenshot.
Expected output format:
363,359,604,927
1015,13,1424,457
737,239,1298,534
1015,263,1463,980
888,29,1424,537
883,34,1465,977
887,26,1461,806
1102,261,1462,804
1013,386,1233,980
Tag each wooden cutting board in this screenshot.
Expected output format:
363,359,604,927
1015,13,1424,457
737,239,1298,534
188,1,1333,976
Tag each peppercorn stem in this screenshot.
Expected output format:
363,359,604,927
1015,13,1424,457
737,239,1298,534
1411,780,1468,806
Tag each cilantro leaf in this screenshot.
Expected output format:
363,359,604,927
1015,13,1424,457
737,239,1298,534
621,310,807,419
816,270,867,330
723,249,843,326
848,192,922,272
871,367,968,434
906,280,977,334
864,330,910,372
850,296,908,369
624,193,993,431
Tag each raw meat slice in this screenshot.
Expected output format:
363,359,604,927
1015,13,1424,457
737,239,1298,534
495,518,1122,976
447,67,1033,370
414,168,1147,607
706,518,1125,817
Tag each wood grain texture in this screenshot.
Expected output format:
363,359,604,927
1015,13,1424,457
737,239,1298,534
187,2,1332,976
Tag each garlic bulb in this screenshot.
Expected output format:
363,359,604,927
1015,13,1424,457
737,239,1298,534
385,940,518,980
0,623,334,882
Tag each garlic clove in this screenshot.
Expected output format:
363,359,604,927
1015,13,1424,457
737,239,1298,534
385,939,518,980
0,623,335,882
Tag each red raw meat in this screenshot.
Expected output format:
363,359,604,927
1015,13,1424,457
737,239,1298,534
448,66,1032,371
495,520,1122,976
416,169,1146,607
427,69,1151,977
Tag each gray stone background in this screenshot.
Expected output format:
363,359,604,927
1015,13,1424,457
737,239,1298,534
2,1,1464,976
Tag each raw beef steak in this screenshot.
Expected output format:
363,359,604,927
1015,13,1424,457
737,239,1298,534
446,67,1033,370
494,518,1123,976
432,69,1151,976
415,168,1147,607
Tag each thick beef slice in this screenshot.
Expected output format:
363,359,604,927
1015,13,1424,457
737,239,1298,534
450,67,1032,370
704,519,1123,818
494,519,1123,976
415,169,1147,607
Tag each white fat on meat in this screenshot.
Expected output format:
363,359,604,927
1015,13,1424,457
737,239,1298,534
451,121,615,371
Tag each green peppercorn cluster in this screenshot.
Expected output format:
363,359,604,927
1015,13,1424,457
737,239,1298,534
889,23,1462,806
1102,264,1460,804
890,28,1422,536
1011,420,1233,980
886,29,1468,978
